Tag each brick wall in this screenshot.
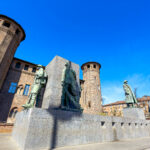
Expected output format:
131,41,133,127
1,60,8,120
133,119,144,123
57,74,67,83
0,58,44,123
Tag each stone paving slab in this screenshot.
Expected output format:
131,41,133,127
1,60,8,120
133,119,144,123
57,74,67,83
1,133,150,150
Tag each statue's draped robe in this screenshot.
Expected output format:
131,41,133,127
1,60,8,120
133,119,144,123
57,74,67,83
123,84,137,104
61,65,81,109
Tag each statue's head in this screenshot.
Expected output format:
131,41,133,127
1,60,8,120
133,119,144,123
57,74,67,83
65,61,71,69
124,80,128,84
37,64,43,70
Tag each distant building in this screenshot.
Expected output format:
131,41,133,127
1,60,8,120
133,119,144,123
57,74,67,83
103,96,150,119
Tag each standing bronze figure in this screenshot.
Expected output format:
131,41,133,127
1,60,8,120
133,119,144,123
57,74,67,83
61,61,82,111
123,80,137,107
22,65,47,109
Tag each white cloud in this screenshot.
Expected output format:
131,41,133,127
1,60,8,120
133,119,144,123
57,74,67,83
101,74,150,104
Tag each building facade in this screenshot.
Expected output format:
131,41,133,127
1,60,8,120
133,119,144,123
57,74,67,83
0,15,25,90
0,15,44,124
103,96,150,119
0,58,44,123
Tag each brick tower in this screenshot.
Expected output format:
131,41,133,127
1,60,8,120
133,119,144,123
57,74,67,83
0,15,25,90
80,62,102,114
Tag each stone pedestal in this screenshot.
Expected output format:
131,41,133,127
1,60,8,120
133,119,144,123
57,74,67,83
42,56,80,109
123,108,145,120
12,108,150,150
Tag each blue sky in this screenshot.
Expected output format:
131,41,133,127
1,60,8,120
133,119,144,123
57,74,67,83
1,0,150,104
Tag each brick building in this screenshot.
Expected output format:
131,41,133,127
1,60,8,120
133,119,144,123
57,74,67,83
0,58,42,123
103,96,150,119
0,15,45,126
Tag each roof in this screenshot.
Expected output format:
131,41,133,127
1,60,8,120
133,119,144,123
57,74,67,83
81,62,101,70
0,15,26,41
103,96,150,107
103,101,125,107
13,57,45,68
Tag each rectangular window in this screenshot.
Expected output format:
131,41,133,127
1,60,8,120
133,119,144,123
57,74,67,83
23,84,30,96
24,65,29,71
15,62,21,69
32,67,36,73
8,82,17,94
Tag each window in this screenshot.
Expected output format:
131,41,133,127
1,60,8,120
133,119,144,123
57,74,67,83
24,65,29,71
87,65,90,68
8,82,17,94
15,62,21,69
3,21,10,27
32,67,36,73
9,107,18,118
23,84,30,96
88,101,91,108
15,29,20,35
94,65,96,68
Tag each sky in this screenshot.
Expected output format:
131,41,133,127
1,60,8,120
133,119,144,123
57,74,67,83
1,0,150,104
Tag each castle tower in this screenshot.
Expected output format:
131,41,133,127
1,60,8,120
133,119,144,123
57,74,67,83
80,62,102,114
0,15,25,90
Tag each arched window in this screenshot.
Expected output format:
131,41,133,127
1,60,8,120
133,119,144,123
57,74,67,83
93,64,96,68
8,82,18,94
9,107,18,118
88,101,91,108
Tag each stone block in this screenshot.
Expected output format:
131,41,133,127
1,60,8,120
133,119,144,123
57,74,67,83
123,108,145,120
42,56,80,109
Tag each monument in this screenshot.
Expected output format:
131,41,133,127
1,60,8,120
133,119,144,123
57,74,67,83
42,56,81,110
123,80,145,120
61,61,82,111
12,57,150,150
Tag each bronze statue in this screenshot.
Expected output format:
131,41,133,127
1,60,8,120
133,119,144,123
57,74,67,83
123,80,137,107
22,65,47,109
61,61,82,111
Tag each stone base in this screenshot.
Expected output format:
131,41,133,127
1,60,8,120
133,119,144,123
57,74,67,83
123,108,145,120
12,108,150,150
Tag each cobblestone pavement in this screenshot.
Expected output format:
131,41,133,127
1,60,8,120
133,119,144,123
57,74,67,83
1,133,150,150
